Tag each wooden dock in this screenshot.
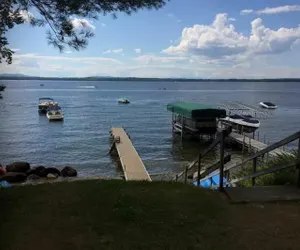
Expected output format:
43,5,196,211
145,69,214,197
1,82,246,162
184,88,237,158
110,128,151,181
229,132,290,157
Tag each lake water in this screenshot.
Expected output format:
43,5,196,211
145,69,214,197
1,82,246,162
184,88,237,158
0,80,299,178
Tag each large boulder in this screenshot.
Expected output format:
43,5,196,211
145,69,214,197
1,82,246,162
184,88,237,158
27,166,47,177
0,172,27,183
6,162,30,173
61,166,77,177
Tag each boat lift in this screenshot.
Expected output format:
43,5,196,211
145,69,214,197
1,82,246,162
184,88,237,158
217,101,271,119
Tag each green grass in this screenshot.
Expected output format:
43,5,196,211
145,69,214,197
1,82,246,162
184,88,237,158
235,152,299,187
0,180,231,250
1,180,300,250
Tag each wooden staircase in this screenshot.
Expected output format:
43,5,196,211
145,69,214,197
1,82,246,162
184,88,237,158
175,129,300,200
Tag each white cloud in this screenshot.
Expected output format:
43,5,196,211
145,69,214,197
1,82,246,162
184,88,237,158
163,14,248,58
11,48,20,52
167,13,175,18
241,5,300,15
103,49,123,54
100,23,106,27
71,18,95,31
64,50,73,54
162,13,300,63
134,48,141,54
240,9,254,15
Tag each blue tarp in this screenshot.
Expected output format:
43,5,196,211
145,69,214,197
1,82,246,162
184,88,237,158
193,173,230,188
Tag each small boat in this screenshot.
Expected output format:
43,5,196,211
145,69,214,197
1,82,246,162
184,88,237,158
40,84,44,87
259,101,277,109
219,114,260,133
0,84,6,91
38,98,58,114
118,98,130,104
46,110,64,121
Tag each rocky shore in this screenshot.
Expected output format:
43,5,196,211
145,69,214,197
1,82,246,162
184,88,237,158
0,161,78,184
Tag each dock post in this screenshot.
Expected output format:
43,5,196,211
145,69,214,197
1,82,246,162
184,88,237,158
242,133,245,156
197,154,202,186
219,130,225,192
181,116,184,142
297,138,300,187
252,157,257,186
175,174,178,182
257,131,260,141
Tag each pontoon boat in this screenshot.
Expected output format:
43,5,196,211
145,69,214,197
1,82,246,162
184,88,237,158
38,98,58,114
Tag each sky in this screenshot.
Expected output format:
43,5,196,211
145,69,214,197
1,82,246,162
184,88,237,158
1,0,300,78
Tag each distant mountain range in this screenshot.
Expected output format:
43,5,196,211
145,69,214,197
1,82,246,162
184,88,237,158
0,73,300,82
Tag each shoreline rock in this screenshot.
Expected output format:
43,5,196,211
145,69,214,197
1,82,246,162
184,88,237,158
2,162,78,184
61,166,77,177
6,162,30,173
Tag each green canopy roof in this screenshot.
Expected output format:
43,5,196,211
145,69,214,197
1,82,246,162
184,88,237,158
167,102,226,119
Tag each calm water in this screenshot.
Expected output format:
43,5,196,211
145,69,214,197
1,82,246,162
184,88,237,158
0,80,299,178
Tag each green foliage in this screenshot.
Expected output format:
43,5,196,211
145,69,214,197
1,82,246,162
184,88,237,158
234,151,299,187
0,0,168,64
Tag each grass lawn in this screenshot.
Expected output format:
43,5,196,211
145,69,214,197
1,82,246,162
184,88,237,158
1,180,300,250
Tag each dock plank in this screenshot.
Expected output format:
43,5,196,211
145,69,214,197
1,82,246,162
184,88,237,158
111,128,151,181
229,132,289,157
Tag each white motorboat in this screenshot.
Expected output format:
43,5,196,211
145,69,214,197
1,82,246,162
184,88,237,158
259,101,277,109
38,98,58,114
219,114,260,133
118,98,130,104
46,110,64,121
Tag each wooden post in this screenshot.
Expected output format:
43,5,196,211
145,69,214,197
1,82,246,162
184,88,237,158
197,154,202,186
252,157,257,186
219,130,225,192
257,131,260,141
175,174,178,182
242,133,245,156
297,138,300,187
181,116,184,142
184,166,188,184
249,137,251,153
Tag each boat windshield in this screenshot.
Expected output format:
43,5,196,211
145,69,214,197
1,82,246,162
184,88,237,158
263,102,275,106
39,98,54,103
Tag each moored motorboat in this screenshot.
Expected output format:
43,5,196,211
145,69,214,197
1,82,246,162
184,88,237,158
259,101,277,109
0,84,6,91
118,98,130,104
219,114,260,133
38,98,58,114
46,110,64,121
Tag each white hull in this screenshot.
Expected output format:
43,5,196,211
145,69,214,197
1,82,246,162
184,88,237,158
47,111,64,121
219,115,260,133
259,102,277,109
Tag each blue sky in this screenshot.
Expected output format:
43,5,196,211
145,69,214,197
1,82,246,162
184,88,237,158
1,0,300,78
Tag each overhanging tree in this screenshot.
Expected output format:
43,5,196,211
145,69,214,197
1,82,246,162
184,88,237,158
0,0,168,64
